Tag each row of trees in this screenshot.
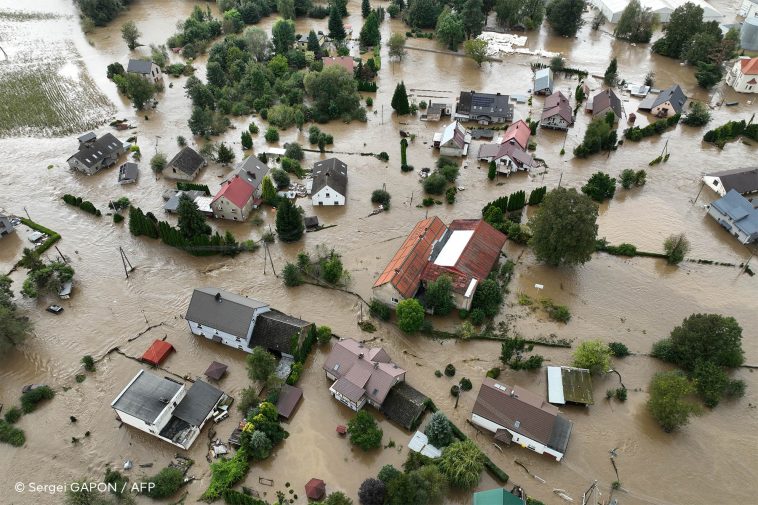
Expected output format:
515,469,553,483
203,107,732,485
0,275,32,358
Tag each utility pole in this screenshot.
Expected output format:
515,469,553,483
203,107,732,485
54,246,66,263
692,181,706,205
119,246,134,279
23,207,30,220
558,171,563,188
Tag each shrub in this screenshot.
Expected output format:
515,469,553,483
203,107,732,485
541,299,571,323
445,186,457,204
581,172,616,202
348,410,383,451
113,213,124,223
422,173,447,195
284,142,304,161
444,364,456,377
4,407,22,424
573,340,611,375
663,233,690,265
450,385,460,397
609,342,630,357
459,377,472,391
81,355,96,372
471,279,502,318
0,420,25,446
647,371,701,432
437,439,485,490
358,478,386,505
143,467,184,499
469,308,485,326
282,263,303,287
424,411,453,447
264,127,280,142
434,370,443,377
369,298,391,321
396,298,424,333
615,387,628,401
377,464,401,484
237,386,259,415
201,451,250,501
371,189,391,210
485,367,501,379
20,386,55,413
317,325,332,345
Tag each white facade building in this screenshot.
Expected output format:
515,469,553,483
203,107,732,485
726,57,758,94
311,158,348,206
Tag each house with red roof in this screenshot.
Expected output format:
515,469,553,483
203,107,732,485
210,175,255,221
372,217,506,311
323,56,355,74
726,57,758,94
501,120,531,151
476,118,535,174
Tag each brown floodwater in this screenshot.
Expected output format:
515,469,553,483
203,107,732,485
1,1,757,504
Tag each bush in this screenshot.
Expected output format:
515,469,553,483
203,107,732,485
450,385,460,397
434,370,443,377
317,325,332,345
663,233,690,265
422,173,448,195
0,420,25,447
265,127,280,142
348,410,383,451
396,298,424,333
444,364,456,377
369,298,391,321
542,299,571,323
485,367,501,379
459,377,472,391
424,411,453,447
20,386,55,413
609,342,630,357
469,308,485,326
237,386,259,415
201,451,250,501
581,172,616,202
113,213,124,223
647,371,701,432
371,189,391,210
445,186,457,204
573,340,611,375
143,467,184,499
4,407,22,424
282,263,303,287
377,465,401,484
81,355,95,372
615,387,628,401
471,279,502,318
284,142,304,161
437,439,485,490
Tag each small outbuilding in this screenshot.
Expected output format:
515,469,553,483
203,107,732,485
546,366,594,405
408,431,442,458
204,361,228,381
533,68,553,95
276,383,303,420
473,488,526,505
117,162,139,184
304,478,326,500
141,340,175,366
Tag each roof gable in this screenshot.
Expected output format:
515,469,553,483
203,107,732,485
592,89,622,117
312,157,348,195
185,288,267,339
740,57,758,75
653,84,687,112
68,133,123,168
228,156,270,188
168,146,205,175
212,175,254,208
501,120,530,150
706,167,758,194
541,91,573,124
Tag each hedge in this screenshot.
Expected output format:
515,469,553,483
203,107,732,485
624,114,680,141
176,182,211,194
19,218,61,257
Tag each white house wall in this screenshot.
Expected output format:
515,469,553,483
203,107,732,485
312,185,346,206
187,308,264,353
707,206,755,244
372,283,406,307
702,175,727,197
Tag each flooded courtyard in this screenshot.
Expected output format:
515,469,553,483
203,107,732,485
1,0,757,504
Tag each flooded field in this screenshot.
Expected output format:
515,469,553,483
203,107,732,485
1,1,757,504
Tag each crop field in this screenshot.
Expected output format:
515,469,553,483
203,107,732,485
0,10,114,137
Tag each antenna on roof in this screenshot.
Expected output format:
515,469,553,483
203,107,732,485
215,292,222,302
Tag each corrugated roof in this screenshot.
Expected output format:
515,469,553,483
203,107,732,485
373,216,447,298
173,379,223,426
547,366,594,405
185,288,267,339
111,370,182,424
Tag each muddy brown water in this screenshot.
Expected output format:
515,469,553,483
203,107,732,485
1,1,757,504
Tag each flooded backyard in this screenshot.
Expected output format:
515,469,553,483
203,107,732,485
1,0,757,504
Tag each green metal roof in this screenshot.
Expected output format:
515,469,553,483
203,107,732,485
473,488,525,505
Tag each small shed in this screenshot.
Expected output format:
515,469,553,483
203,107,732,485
204,361,228,381
141,340,175,366
276,383,303,419
305,478,326,500
408,431,442,458
304,216,319,230
547,366,594,405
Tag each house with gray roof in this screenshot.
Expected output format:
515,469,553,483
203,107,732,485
707,189,758,244
540,91,574,131
185,288,312,355
421,102,451,122
703,167,758,197
533,68,553,95
311,158,348,206
638,84,686,117
111,369,226,449
166,146,206,181
433,121,471,157
226,156,270,198
164,190,208,214
117,162,139,184
455,91,514,124
471,377,572,462
588,89,623,122
127,59,163,85
0,213,15,238
67,133,124,175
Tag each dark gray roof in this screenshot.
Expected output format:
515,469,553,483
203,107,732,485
381,382,429,430
78,131,96,143
312,158,348,196
592,89,622,118
185,288,268,339
0,214,14,234
168,147,205,176
68,133,123,168
250,309,311,353
111,370,182,424
304,216,319,228
547,414,572,453
227,156,270,188
457,91,513,120
127,59,154,75
173,379,223,426
706,167,758,194
118,162,139,182
653,84,687,113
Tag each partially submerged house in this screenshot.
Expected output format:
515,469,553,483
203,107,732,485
455,91,514,124
322,56,355,74
111,369,226,449
477,119,534,174
164,190,208,214
707,189,758,244
703,167,758,197
185,288,312,355
127,59,163,85
638,84,687,117
311,158,348,206
67,133,124,175
211,175,255,221
0,213,15,238
501,120,531,151
540,91,574,131
117,162,139,184
166,146,206,181
372,217,506,311
433,121,471,157
323,338,406,411
471,378,573,461
726,57,758,94
226,155,270,198
587,89,623,121
546,366,594,405
381,382,429,430
421,102,452,122
533,68,553,95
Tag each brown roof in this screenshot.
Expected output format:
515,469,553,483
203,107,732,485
591,89,623,118
305,478,326,500
373,216,447,298
473,378,571,452
501,120,530,151
323,56,355,73
541,91,573,125
740,57,758,75
276,383,303,419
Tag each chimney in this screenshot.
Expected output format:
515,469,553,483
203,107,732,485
514,420,520,429
215,292,222,302
374,362,379,369
358,353,364,359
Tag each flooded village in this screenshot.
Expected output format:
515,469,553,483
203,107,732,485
1,0,757,504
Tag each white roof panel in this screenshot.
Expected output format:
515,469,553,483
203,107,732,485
433,230,474,267
547,366,566,404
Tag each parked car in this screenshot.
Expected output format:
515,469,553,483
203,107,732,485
46,304,64,314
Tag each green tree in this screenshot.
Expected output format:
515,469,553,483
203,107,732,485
348,410,383,450
388,32,406,60
360,11,381,47
471,278,502,318
603,57,618,86
222,8,244,33
461,0,485,38
245,430,273,460
272,19,296,54
581,172,617,202
304,65,364,122
546,0,585,37
121,20,141,50
652,2,704,58
528,187,598,266
371,189,391,209
436,8,465,50
487,161,497,180
362,0,371,17
396,298,425,333
247,346,277,382
437,439,484,489
574,112,617,157
261,175,278,204
614,0,657,43
405,0,442,29
150,152,167,175
663,232,690,265
124,73,155,110
681,101,711,126
695,62,722,89
277,0,296,19
216,142,235,165
241,130,253,149
647,371,701,432
143,467,184,499
424,411,453,447
324,491,354,505
358,478,386,505
275,199,304,242
423,172,447,194
573,340,612,374
463,39,488,67
307,29,321,52
177,194,211,240
391,81,410,115
657,313,744,371
0,277,31,358
424,275,454,315
329,4,347,41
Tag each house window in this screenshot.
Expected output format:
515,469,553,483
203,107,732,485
391,297,399,303
325,193,330,197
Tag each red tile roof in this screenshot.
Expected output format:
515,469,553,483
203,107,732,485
212,175,254,209
323,56,355,74
141,340,174,366
373,217,447,298
501,120,530,151
740,57,758,75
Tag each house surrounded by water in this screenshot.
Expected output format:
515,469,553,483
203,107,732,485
127,59,163,85
454,91,514,124
311,158,348,206
67,133,124,175
0,213,15,239
707,189,758,244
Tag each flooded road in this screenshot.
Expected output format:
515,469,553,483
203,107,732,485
1,1,757,504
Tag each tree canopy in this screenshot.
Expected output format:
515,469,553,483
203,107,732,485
657,313,744,371
437,439,484,489
614,0,657,43
424,411,453,447
573,340,612,374
275,199,304,242
0,275,31,358
304,65,365,122
405,0,442,29
435,7,465,51
391,82,410,115
247,346,277,382
546,0,585,37
495,0,545,31
348,410,383,450
396,298,425,333
582,172,617,202
647,371,701,432
360,11,381,47
424,275,455,315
